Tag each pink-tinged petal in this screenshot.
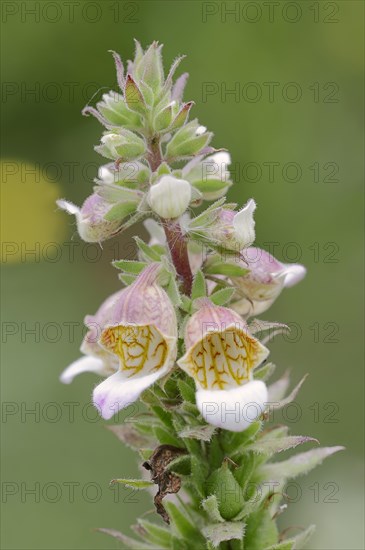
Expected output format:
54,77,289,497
196,380,268,432
230,247,306,317
109,263,178,339
93,368,167,420
60,356,109,384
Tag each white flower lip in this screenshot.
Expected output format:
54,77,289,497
148,175,192,219
60,356,108,384
196,380,268,432
233,199,256,248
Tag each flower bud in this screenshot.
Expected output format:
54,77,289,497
95,130,146,161
166,120,213,159
148,175,192,219
57,193,135,243
96,91,141,127
208,199,256,251
133,41,164,93
231,247,307,316
98,161,150,187
184,151,233,201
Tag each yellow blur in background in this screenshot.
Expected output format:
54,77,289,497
1,1,364,549
1,160,66,263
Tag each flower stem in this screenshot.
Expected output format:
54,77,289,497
148,136,193,296
162,220,193,296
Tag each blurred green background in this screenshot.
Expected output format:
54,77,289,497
1,1,364,548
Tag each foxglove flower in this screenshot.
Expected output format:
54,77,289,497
57,193,133,243
231,247,307,316
60,290,125,384
148,175,192,219
93,264,178,419
177,299,269,432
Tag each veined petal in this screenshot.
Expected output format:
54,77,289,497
60,356,110,384
100,324,176,378
93,365,170,420
196,380,268,432
178,303,269,391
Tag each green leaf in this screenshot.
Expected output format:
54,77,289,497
202,522,245,548
205,262,248,277
153,426,182,447
177,378,196,403
247,436,318,457
95,183,142,203
179,295,192,313
133,519,172,548
166,455,191,475
151,406,174,430
244,509,279,550
135,236,163,261
119,273,137,285
164,501,203,541
110,478,154,489
166,274,182,306
113,259,147,273
104,201,137,222
96,528,154,549
260,446,345,481
210,287,236,306
191,270,206,300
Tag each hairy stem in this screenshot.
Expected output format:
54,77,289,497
162,221,193,296
148,136,194,296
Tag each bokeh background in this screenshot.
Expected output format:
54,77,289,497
1,1,364,548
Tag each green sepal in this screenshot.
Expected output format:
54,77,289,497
113,259,147,273
134,236,163,261
210,287,236,306
191,269,206,300
244,509,279,550
177,378,196,403
125,75,147,115
205,262,249,277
